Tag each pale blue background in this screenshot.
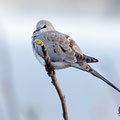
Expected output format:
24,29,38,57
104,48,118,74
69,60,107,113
0,0,120,120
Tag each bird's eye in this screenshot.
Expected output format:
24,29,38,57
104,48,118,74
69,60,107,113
42,25,47,29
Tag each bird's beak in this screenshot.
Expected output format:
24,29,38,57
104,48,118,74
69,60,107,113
33,29,40,33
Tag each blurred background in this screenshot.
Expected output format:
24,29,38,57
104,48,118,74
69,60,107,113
0,0,120,120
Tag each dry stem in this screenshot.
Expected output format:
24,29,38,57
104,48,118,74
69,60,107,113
41,45,68,120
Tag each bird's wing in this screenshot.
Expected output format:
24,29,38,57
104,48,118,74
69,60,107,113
32,31,77,63
45,31,77,63
67,36,98,63
46,31,98,63
33,31,98,63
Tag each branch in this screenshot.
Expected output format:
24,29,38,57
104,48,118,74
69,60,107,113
34,40,69,120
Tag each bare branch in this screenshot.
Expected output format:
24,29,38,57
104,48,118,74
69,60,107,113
41,43,69,120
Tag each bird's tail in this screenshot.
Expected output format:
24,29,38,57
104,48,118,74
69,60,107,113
72,63,120,93
89,66,120,93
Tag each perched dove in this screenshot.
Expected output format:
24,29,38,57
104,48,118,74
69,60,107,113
32,20,120,93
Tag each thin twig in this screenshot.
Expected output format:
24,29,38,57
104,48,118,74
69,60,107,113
41,45,69,120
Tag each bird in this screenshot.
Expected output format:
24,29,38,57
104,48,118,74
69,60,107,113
32,20,120,93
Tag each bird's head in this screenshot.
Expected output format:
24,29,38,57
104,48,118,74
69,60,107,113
33,40,44,47
33,20,55,34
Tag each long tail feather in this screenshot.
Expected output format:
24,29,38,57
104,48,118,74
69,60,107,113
72,63,120,93
90,68,120,93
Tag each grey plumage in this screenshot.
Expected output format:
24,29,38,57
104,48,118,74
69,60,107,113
32,20,120,93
